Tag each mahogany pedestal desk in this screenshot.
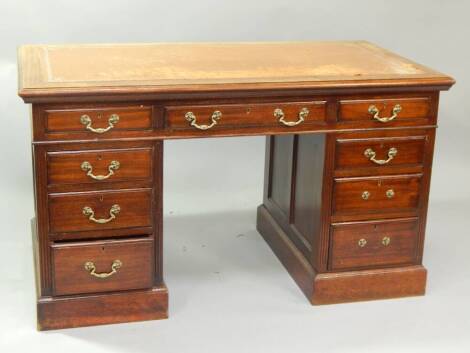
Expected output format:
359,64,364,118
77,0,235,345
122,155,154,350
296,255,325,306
17,41,455,330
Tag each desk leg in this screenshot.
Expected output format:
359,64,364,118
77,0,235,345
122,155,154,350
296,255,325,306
257,134,427,304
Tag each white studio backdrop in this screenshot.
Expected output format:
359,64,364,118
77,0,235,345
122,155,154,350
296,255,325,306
0,1,469,352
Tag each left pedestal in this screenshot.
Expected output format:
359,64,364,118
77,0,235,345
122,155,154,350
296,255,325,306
30,104,167,330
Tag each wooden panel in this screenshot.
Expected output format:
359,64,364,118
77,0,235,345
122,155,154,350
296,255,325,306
47,148,152,185
257,205,315,301
269,135,294,217
49,189,152,233
32,144,52,296
52,238,153,296
45,106,152,133
335,135,426,172
338,97,430,125
332,175,421,217
329,218,419,270
291,134,325,252
165,101,326,130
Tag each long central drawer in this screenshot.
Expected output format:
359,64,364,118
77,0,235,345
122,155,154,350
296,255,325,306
164,101,327,130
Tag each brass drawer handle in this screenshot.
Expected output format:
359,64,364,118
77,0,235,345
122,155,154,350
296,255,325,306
364,147,397,165
361,191,370,200
82,204,120,224
80,114,119,134
368,104,402,123
358,238,367,247
386,189,395,199
84,259,122,279
81,160,120,180
382,236,391,246
185,111,222,130
274,107,309,126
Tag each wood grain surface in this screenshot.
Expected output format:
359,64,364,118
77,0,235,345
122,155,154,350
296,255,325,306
52,238,154,296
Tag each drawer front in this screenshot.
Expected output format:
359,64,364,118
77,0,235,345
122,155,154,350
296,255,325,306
45,106,153,134
339,97,431,125
335,136,426,171
49,189,152,233
52,238,153,296
333,175,421,216
165,101,326,130
47,148,153,185
330,218,418,270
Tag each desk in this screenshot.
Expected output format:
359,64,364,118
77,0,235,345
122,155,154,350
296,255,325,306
18,41,454,330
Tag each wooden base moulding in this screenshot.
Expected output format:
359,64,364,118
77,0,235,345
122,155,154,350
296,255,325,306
37,287,168,331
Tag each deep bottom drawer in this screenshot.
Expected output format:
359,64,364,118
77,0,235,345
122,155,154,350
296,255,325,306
329,218,419,271
52,238,154,296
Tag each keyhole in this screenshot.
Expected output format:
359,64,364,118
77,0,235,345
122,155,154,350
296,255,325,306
99,195,104,202
97,114,102,120
97,154,102,161
246,107,251,114
101,246,105,251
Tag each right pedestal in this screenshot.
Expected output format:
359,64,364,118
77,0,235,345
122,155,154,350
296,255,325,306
257,130,435,304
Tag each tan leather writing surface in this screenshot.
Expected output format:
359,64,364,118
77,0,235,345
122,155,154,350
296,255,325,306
18,41,453,99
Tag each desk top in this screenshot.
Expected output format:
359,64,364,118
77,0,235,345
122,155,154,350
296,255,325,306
18,41,454,100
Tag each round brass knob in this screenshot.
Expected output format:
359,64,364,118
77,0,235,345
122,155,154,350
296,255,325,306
358,238,367,247
382,236,391,246
362,191,370,200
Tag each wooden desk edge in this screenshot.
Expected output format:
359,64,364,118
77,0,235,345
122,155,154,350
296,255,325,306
18,78,455,104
